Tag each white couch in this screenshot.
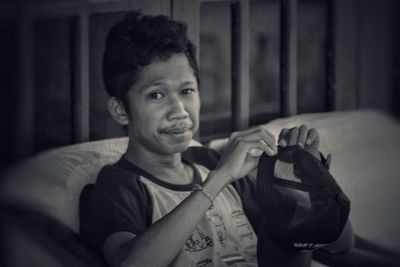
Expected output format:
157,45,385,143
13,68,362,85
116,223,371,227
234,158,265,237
1,109,400,266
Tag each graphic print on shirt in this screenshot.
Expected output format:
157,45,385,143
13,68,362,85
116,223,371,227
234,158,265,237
231,210,257,258
206,211,251,266
220,253,247,266
207,213,228,247
195,258,214,267
185,226,214,252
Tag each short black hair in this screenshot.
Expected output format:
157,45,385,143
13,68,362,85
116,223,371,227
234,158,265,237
103,11,199,102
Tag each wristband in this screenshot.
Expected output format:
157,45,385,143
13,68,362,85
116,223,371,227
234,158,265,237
192,184,214,209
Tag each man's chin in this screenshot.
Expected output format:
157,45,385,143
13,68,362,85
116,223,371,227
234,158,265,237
156,142,189,155
158,133,193,153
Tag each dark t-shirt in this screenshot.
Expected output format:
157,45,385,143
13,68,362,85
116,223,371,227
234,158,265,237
80,146,260,263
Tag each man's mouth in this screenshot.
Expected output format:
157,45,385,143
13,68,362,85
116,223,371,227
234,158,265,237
160,123,193,135
162,127,190,134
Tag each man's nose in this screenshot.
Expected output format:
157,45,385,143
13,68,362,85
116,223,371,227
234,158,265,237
167,96,188,120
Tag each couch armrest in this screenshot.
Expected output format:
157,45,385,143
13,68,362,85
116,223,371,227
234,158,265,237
313,235,400,267
0,204,107,267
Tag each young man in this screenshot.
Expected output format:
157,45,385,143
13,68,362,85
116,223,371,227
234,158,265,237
80,11,353,267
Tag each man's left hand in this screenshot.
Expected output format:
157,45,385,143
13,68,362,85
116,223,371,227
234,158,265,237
278,124,321,161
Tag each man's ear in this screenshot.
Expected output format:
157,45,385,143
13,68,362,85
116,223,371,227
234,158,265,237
108,97,129,125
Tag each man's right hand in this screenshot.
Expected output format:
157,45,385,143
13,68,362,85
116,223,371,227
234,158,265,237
213,126,277,184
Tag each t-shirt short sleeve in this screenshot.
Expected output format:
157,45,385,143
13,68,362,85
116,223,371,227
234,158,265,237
80,164,153,254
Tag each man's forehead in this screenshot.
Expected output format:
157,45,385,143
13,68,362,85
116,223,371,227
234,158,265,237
132,56,197,91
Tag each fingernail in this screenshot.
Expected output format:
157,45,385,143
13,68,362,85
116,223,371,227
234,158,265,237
306,139,311,145
268,147,277,156
249,148,263,157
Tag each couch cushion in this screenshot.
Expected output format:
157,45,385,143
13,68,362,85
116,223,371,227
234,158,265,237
1,137,128,233
0,137,201,233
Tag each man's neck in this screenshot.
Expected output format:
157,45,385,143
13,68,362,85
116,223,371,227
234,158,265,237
123,140,193,185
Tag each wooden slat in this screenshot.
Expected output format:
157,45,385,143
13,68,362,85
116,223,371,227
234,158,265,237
231,0,250,131
0,2,19,19
15,13,35,157
280,0,298,116
134,0,171,16
357,0,393,111
27,2,81,18
25,0,141,18
326,0,335,111
332,0,358,110
172,0,200,60
201,0,236,3
89,0,136,14
16,1,137,18
71,11,90,143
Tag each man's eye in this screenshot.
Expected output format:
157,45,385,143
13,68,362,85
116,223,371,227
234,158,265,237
149,92,164,99
181,88,194,95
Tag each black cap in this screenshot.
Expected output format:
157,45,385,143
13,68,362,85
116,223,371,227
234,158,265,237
256,145,350,252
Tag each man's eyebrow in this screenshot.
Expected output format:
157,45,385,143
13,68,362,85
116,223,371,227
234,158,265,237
135,78,165,93
138,79,197,93
180,81,197,87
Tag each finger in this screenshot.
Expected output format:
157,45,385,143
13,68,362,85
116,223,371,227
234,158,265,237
246,133,277,155
246,140,276,157
226,127,261,149
260,139,277,156
297,124,309,148
305,128,319,145
258,129,277,154
231,127,277,153
229,126,260,141
278,128,289,147
261,127,276,142
288,127,299,146
248,148,264,157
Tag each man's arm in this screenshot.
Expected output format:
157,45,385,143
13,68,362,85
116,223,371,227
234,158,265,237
322,219,355,254
103,170,227,267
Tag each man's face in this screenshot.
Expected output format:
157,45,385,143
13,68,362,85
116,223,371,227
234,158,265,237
125,53,200,155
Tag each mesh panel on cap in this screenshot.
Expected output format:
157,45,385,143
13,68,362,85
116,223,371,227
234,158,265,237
274,160,301,183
